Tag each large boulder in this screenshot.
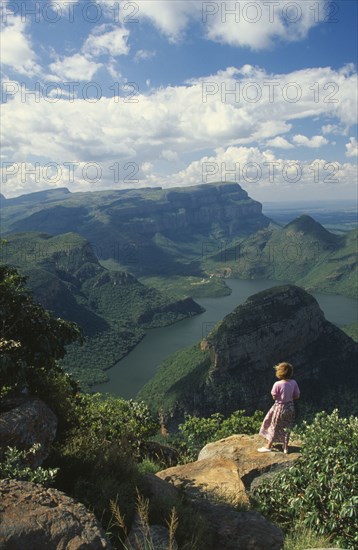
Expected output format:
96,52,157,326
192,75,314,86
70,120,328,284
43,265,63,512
0,479,111,549
198,434,300,491
192,500,283,550
141,473,179,504
155,434,290,550
157,456,248,506
0,396,57,466
156,434,300,504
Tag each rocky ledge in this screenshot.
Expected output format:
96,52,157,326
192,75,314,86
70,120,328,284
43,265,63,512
157,434,300,502
155,434,297,550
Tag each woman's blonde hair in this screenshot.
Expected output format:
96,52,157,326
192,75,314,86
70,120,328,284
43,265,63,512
274,362,294,380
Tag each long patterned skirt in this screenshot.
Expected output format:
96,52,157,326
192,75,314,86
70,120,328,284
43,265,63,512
259,401,295,446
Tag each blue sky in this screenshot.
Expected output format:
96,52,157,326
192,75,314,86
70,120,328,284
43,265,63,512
1,0,357,202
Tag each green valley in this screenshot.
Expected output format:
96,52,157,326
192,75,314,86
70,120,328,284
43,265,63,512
1,183,356,393
0,231,203,389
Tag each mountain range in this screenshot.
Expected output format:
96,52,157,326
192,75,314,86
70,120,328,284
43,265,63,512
205,214,357,298
1,182,356,390
0,183,271,277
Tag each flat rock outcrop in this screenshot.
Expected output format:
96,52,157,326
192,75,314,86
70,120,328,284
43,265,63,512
0,396,57,467
157,434,300,503
157,456,248,505
0,479,111,549
155,434,293,550
198,434,300,491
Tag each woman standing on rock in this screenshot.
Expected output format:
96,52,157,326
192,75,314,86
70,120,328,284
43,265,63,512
258,362,300,454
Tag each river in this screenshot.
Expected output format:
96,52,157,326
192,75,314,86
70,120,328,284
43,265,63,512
96,279,358,399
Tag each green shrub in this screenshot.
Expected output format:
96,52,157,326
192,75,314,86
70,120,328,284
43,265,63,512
174,409,264,461
0,444,58,485
51,394,159,535
137,458,162,476
253,410,358,549
71,394,158,456
0,265,81,392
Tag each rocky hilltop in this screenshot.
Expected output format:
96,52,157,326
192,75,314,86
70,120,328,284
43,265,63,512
208,214,357,298
139,285,358,422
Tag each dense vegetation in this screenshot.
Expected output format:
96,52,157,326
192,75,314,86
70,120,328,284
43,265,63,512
0,264,212,549
171,410,264,462
205,218,357,299
342,322,358,343
1,233,203,389
1,261,357,549
253,410,358,550
0,264,81,393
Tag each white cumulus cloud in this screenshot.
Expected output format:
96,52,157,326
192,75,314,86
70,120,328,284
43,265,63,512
1,65,357,199
292,135,329,148
266,137,294,149
0,17,41,76
345,137,358,158
49,54,102,81
83,25,130,57
137,0,327,49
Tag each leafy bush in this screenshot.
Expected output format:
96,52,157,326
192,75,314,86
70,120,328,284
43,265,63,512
51,394,159,532
253,410,358,549
174,409,264,461
137,458,162,476
71,394,158,456
0,444,58,485
0,265,81,392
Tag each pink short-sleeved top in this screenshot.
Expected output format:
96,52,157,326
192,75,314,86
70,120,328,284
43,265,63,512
271,379,300,403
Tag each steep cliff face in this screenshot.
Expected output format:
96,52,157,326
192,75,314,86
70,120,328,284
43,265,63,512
204,285,357,413
139,285,358,421
106,183,266,237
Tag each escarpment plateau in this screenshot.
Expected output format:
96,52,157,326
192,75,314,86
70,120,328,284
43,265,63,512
1,182,271,276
